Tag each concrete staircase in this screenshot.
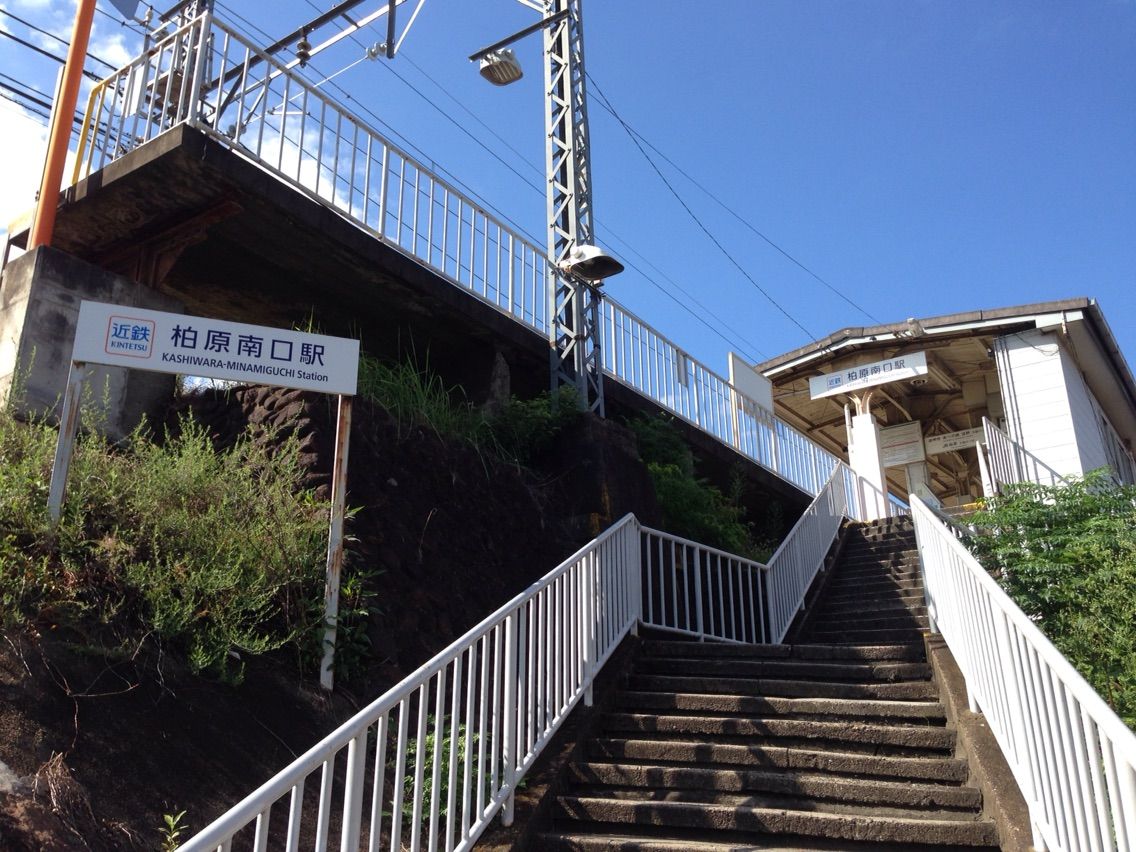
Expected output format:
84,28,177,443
533,517,1003,850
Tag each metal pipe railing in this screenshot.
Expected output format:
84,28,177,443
765,463,850,642
981,416,1067,496
639,526,771,644
911,495,1136,852
178,514,642,852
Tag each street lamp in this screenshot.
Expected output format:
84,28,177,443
470,0,621,414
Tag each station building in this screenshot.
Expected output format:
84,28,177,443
754,298,1136,512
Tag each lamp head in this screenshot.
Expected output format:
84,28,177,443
478,49,523,86
560,243,624,283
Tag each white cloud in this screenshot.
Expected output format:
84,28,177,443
0,99,76,242
0,101,49,237
90,29,132,68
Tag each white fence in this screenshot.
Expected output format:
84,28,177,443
70,10,899,512
179,515,641,852
911,496,1136,852
765,464,851,643
640,526,771,645
980,416,1066,497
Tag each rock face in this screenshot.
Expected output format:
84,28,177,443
537,517,1004,851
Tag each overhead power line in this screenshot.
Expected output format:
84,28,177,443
227,1,773,360
586,75,819,343
0,8,119,71
586,83,882,325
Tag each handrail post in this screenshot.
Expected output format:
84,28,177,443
628,521,641,636
185,8,214,126
584,551,597,706
500,609,518,827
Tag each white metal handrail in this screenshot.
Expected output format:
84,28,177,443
71,10,867,508
178,514,642,852
981,416,1067,496
639,526,771,644
911,496,1136,852
766,463,850,642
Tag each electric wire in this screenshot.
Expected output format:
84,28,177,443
0,89,52,123
0,30,103,81
5,2,770,360
587,75,819,343
0,8,119,71
586,81,882,325
92,4,150,36
214,1,540,235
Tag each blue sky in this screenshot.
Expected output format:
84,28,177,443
2,1,1133,376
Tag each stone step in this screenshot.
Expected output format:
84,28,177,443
614,691,946,722
827,574,922,595
566,762,981,810
535,830,995,852
550,796,1000,847
640,641,926,662
810,612,930,632
600,713,957,753
590,738,971,783
805,626,929,644
821,587,925,607
627,674,941,701
634,656,933,683
840,542,917,558
563,787,982,821
830,563,921,581
812,597,926,618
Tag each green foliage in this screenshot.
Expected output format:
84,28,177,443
488,387,581,466
357,352,584,469
0,407,329,683
357,353,492,447
967,470,1136,729
629,415,771,561
159,810,187,852
392,714,476,830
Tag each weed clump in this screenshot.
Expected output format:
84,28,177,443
0,407,328,683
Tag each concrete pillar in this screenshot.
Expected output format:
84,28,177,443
905,460,939,507
847,411,889,520
1,246,182,440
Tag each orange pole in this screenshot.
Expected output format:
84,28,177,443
28,0,97,250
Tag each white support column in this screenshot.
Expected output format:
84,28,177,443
847,411,889,521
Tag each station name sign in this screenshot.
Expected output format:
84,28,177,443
809,351,928,400
72,301,359,395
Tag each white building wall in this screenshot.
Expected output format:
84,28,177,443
1058,347,1112,475
994,329,1086,478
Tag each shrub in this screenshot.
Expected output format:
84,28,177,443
628,415,771,561
0,407,329,682
967,470,1136,728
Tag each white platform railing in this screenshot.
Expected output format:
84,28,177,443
980,416,1067,496
911,496,1136,852
71,10,876,509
